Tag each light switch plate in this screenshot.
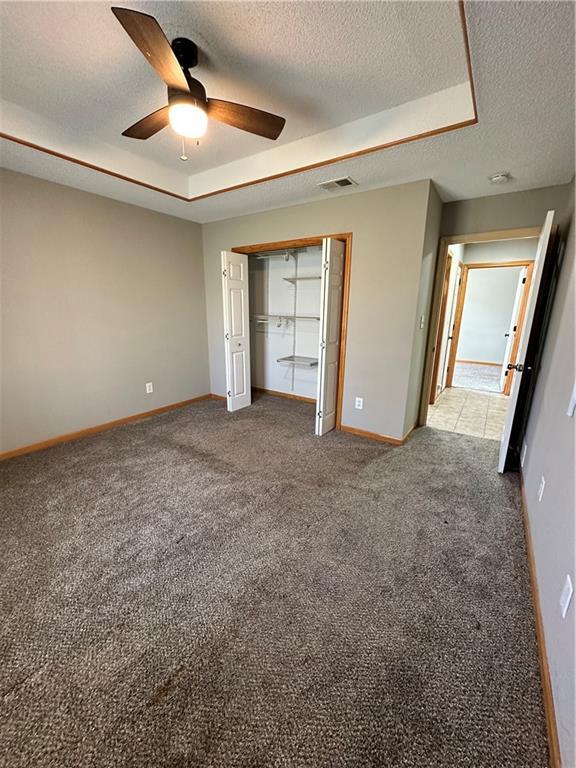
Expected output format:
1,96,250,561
355,397,363,410
560,575,573,619
146,382,154,394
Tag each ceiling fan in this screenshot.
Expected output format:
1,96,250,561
111,7,286,142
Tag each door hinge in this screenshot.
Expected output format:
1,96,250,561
317,410,323,418
225,332,230,340
222,268,227,277
320,341,326,349
227,390,232,397
507,363,524,372
522,277,526,284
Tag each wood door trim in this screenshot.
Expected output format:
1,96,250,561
442,228,541,246
465,260,533,269
445,264,469,388
503,262,534,396
520,478,562,768
233,232,352,431
429,254,453,404
0,4,478,206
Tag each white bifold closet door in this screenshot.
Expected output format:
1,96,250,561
315,237,345,436
498,210,554,473
221,251,251,411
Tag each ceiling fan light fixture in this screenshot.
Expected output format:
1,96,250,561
168,97,208,138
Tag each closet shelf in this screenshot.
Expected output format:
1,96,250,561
283,276,322,284
276,355,318,368
251,313,320,322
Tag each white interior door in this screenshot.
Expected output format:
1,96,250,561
315,238,345,436
500,266,527,391
221,250,251,412
498,211,554,472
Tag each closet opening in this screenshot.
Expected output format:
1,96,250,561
221,234,351,436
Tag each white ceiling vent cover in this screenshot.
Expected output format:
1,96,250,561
317,176,358,192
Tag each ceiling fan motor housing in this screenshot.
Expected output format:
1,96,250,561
171,37,198,70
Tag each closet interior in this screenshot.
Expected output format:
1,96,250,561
221,236,346,435
249,245,322,401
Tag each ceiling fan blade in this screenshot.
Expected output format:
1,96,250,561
122,106,170,139
207,99,285,140
112,7,189,92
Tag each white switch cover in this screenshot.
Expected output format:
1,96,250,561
355,397,363,410
538,476,546,502
520,443,528,468
146,382,154,394
560,575,573,619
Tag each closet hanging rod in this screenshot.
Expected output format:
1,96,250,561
253,251,296,260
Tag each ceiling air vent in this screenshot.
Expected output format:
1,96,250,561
317,176,358,192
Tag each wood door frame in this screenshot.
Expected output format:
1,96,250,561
428,253,453,404
419,227,541,426
446,259,534,389
232,232,352,430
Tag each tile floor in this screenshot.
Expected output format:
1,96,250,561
427,387,509,440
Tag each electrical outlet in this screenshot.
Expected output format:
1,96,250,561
145,382,153,394
355,397,363,410
520,442,527,467
560,575,573,619
538,475,546,502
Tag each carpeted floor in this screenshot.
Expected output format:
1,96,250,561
452,362,503,393
0,396,548,768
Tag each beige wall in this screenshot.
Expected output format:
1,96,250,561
405,182,442,432
202,180,437,440
522,183,575,768
463,238,538,264
0,169,209,453
441,183,572,236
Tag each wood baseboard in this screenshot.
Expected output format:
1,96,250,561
456,359,502,367
208,393,227,402
339,423,410,446
519,477,562,768
0,394,216,461
252,387,316,404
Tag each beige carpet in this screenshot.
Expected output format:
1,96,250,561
0,395,548,767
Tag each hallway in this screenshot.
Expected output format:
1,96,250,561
427,387,508,440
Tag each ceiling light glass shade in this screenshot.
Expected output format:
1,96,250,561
168,102,208,138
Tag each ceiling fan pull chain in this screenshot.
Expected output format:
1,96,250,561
180,136,188,161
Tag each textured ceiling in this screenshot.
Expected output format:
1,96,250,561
1,0,574,222
0,0,466,173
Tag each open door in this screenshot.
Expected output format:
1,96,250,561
315,237,345,436
500,265,528,392
221,250,251,412
498,211,554,472
429,255,452,404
